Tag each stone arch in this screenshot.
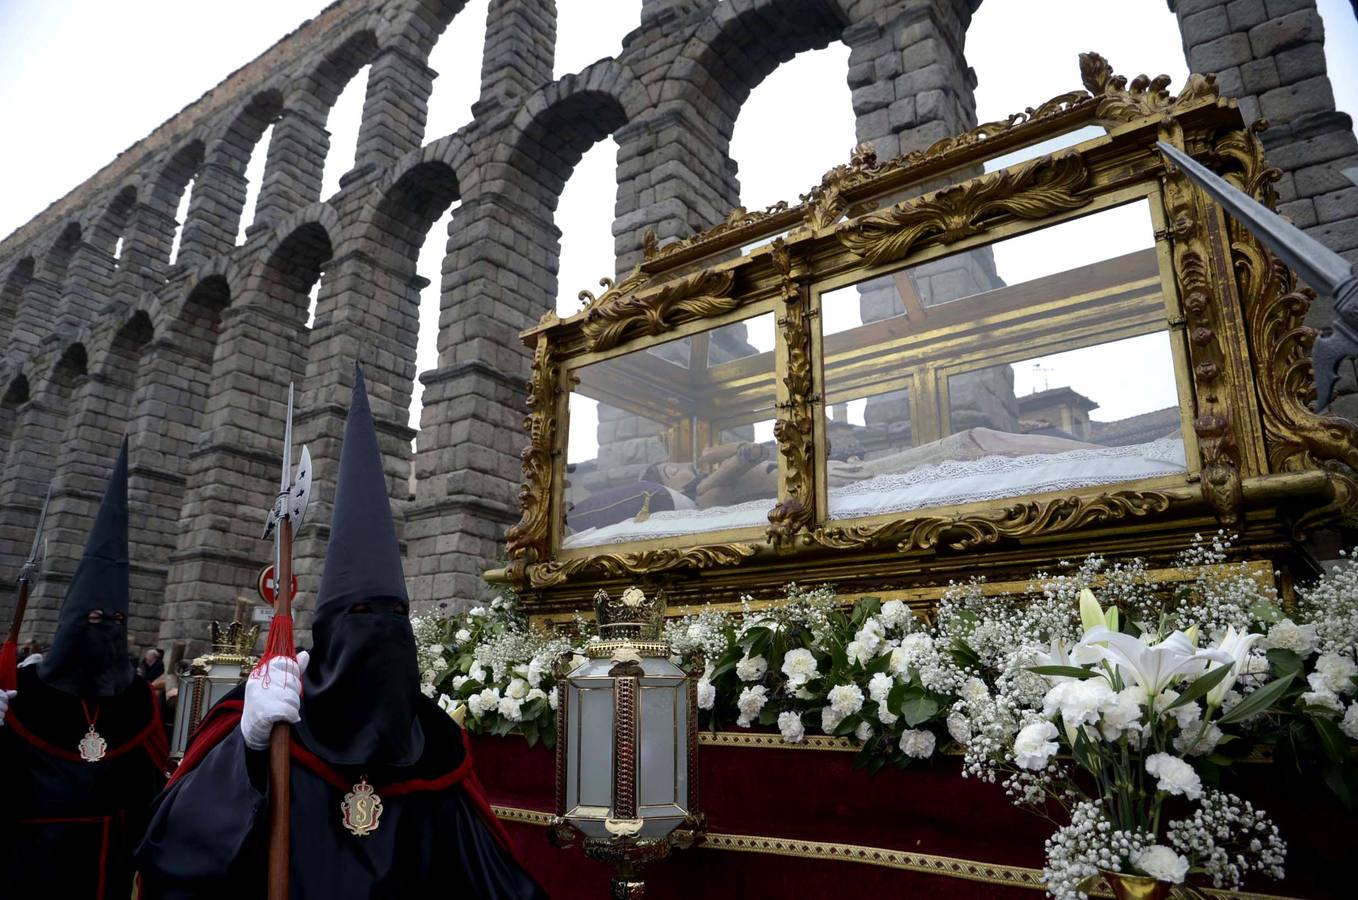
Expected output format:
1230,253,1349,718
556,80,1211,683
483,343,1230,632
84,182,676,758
190,88,286,251
0,373,29,479
0,256,34,345
122,138,207,276
251,30,381,227
0,340,87,634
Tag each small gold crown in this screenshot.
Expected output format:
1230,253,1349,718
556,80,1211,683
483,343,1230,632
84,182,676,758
210,620,260,657
593,587,665,642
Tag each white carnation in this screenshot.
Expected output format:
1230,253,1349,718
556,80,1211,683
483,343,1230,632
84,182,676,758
1262,618,1319,657
1342,703,1358,741
505,678,529,700
867,671,893,704
845,640,872,667
548,690,559,711
1313,653,1358,695
454,628,471,643
496,695,523,721
1134,845,1189,884
782,648,819,686
735,653,768,682
854,618,886,657
879,600,910,630
1099,687,1145,741
778,711,805,743
855,721,874,742
898,728,936,759
1301,685,1344,715
827,683,865,717
1145,752,1202,800
1043,679,1116,728
890,633,934,675
468,661,487,683
820,705,845,734
736,685,768,728
696,677,716,710
1013,720,1060,770
467,687,500,718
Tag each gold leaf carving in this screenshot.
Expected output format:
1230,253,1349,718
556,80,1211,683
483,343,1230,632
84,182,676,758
801,142,881,232
837,152,1090,267
582,268,738,351
1219,128,1358,530
504,338,557,563
1079,51,1219,125
810,491,1174,553
527,544,758,589
767,238,815,549
1161,142,1244,527
645,202,792,262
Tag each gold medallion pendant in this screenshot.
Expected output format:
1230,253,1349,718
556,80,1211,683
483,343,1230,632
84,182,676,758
78,725,107,763
340,776,383,836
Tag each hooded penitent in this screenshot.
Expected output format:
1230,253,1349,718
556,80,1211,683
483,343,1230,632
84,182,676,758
38,439,134,697
294,367,425,767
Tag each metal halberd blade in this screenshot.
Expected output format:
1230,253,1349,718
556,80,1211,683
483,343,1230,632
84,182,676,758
262,384,313,538
1157,141,1358,411
18,485,52,582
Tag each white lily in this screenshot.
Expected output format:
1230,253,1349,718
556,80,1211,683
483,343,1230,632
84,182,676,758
1206,625,1263,706
1035,637,1102,679
1077,626,1231,695
1078,588,1120,635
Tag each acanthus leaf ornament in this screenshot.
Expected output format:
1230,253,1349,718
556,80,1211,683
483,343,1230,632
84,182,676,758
836,152,1091,267
581,268,738,352
1215,129,1358,532
1078,51,1219,125
1160,137,1245,528
341,776,383,836
767,238,815,550
504,337,558,563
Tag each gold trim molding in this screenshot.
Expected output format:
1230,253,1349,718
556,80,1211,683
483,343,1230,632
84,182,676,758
490,805,1299,899
809,490,1180,553
581,268,738,352
525,543,759,589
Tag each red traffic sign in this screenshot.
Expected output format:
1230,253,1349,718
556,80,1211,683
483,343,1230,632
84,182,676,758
257,565,298,607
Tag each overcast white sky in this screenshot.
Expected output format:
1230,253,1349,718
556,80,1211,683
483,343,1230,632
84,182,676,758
2,0,1355,435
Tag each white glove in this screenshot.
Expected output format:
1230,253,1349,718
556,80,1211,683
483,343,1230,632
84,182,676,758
241,652,309,751
0,689,14,727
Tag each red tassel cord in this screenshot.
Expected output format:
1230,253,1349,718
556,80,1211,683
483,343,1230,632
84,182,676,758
252,614,297,691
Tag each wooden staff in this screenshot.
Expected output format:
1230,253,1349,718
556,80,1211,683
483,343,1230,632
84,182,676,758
267,515,293,900
260,383,311,900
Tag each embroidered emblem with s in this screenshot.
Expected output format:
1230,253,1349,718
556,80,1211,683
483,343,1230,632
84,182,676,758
341,776,383,836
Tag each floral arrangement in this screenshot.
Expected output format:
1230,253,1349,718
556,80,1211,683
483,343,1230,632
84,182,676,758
412,595,586,747
413,535,1358,897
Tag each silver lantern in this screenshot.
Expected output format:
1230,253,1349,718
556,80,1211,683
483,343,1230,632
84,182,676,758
169,620,259,760
551,587,703,898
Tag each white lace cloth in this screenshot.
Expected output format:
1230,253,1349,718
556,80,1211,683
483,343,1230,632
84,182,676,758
562,436,1187,548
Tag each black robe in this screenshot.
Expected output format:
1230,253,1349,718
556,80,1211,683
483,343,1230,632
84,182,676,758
136,688,548,900
0,664,169,899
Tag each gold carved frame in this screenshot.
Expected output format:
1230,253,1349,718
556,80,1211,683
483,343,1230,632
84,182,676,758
492,53,1357,616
